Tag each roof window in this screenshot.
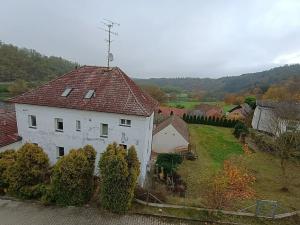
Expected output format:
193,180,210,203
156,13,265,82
84,90,95,99
61,88,73,97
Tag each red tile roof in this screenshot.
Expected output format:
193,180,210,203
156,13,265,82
10,66,158,117
158,106,187,117
153,115,189,142
0,111,21,148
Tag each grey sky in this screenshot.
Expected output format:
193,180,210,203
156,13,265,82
1,0,300,78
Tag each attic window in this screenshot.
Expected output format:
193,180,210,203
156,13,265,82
61,88,73,97
84,90,95,99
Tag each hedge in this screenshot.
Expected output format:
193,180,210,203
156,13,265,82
99,143,140,213
183,114,238,128
0,150,16,193
50,146,96,206
6,143,50,199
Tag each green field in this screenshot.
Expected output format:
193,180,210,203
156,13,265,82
166,124,300,212
166,100,236,112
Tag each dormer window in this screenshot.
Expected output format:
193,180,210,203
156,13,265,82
84,90,95,99
61,88,73,97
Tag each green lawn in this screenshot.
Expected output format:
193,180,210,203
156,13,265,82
166,124,300,212
166,100,236,112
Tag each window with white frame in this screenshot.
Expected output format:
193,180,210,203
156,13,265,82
56,146,64,158
76,120,81,131
28,115,37,128
55,118,64,132
120,119,131,127
100,123,108,137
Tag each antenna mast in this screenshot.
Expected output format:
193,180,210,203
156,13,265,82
100,19,120,68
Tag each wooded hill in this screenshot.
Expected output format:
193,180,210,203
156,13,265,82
135,64,300,99
0,42,78,82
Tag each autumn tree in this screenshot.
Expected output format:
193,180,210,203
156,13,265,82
141,85,167,103
8,79,29,96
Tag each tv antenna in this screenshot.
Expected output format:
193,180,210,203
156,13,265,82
99,19,120,68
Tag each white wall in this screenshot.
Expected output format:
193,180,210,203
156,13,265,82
152,124,189,153
252,106,300,135
0,141,22,152
15,104,154,185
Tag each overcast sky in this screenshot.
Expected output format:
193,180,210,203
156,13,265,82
1,0,300,78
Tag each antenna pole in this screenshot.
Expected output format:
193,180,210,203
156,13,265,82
99,19,119,69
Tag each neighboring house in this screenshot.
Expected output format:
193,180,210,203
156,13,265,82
252,100,300,135
0,110,22,152
158,106,187,117
227,103,253,121
152,115,189,154
189,104,223,118
9,66,158,185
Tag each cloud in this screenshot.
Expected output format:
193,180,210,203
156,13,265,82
0,0,300,78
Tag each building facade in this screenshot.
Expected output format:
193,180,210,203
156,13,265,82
11,66,158,184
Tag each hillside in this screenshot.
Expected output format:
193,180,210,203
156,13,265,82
0,42,78,82
135,64,300,99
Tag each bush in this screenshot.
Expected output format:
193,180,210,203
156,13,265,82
156,153,183,175
7,143,49,199
51,146,96,206
0,150,16,193
233,122,249,138
99,143,140,213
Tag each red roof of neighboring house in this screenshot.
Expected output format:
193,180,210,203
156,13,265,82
206,108,223,118
153,115,189,142
0,111,21,148
10,66,158,117
158,106,187,117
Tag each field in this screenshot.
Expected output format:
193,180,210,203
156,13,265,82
166,100,236,112
166,124,300,212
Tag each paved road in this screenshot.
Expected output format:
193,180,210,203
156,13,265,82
0,199,202,225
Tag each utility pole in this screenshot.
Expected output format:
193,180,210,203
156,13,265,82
99,19,120,69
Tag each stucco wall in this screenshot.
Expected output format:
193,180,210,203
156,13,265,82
15,104,154,185
0,141,22,152
152,124,189,153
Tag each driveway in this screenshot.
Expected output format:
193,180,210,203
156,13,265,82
0,199,201,225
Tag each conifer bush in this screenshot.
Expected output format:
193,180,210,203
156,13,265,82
99,143,140,213
0,150,16,193
7,143,49,199
51,146,96,206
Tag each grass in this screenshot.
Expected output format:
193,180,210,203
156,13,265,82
165,124,300,212
166,100,236,112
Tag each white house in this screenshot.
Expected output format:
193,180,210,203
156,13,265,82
10,66,158,184
152,115,189,154
252,100,300,135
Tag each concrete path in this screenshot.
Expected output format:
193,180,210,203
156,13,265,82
0,199,202,225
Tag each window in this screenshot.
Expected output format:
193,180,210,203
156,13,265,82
28,115,37,128
100,123,108,137
55,118,64,132
120,119,131,127
84,90,95,99
61,88,73,97
76,120,81,131
119,144,127,150
56,146,64,158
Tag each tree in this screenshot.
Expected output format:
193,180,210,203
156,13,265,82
244,96,256,109
8,79,29,96
99,143,140,213
140,85,167,103
275,132,300,191
51,146,96,206
7,143,49,199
